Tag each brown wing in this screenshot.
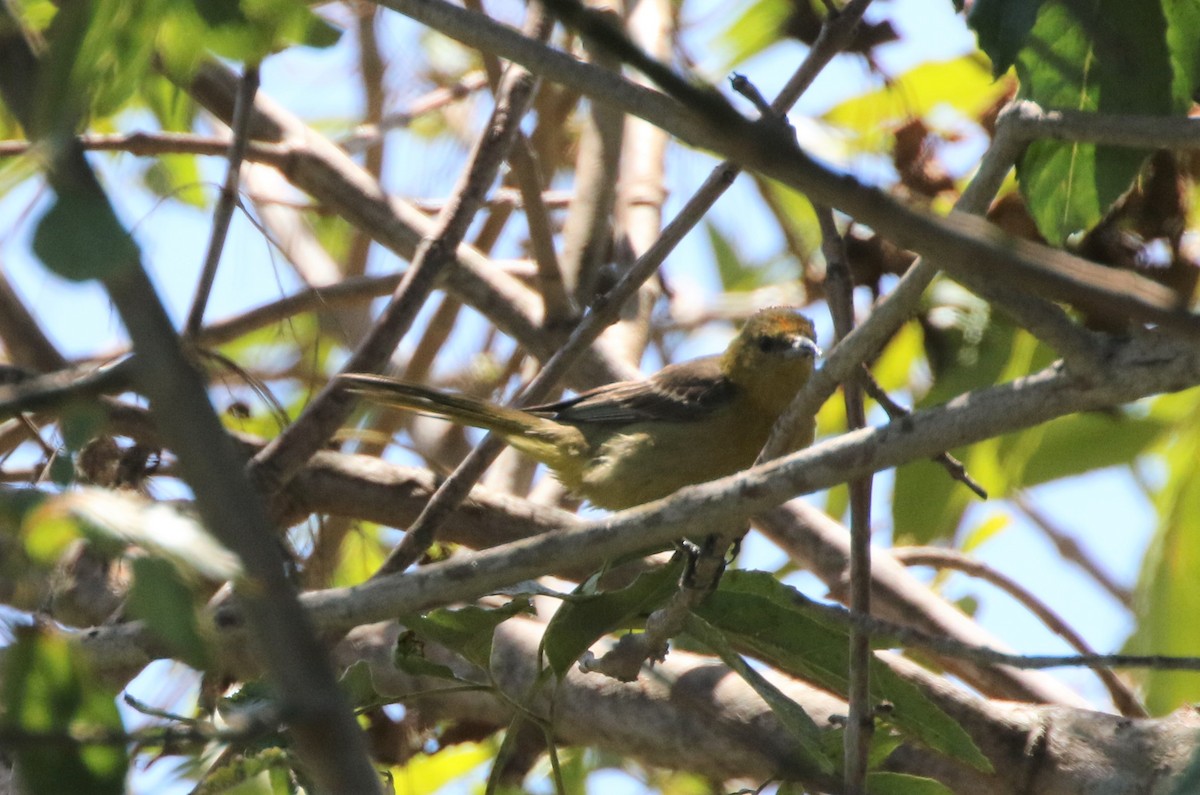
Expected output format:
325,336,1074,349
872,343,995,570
528,355,735,424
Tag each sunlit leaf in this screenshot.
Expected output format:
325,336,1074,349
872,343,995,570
1014,2,1188,244
959,513,1010,555
390,742,490,795
821,57,1010,152
1001,411,1167,488
58,489,241,581
330,524,389,588
1,627,127,795
757,177,821,261
717,0,792,68
34,0,167,134
195,0,341,62
1127,414,1200,713
706,221,759,293
142,155,208,208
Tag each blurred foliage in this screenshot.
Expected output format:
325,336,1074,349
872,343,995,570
1,627,128,795
1126,392,1200,714
821,56,1010,153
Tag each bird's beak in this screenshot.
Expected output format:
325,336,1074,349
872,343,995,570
790,336,821,359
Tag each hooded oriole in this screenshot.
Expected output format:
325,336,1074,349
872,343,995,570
340,307,819,510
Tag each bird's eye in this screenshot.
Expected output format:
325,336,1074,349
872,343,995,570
757,335,787,353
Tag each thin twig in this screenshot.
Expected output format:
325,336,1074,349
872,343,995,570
860,369,988,499
249,7,551,495
817,205,873,795
790,590,1200,673
893,546,1146,717
1014,491,1133,608
461,0,572,324
185,60,630,400
0,269,68,371
185,64,260,338
758,502,1086,705
338,71,490,153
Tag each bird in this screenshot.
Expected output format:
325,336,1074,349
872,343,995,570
339,307,820,510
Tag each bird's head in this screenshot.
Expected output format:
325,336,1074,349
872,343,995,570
721,307,820,410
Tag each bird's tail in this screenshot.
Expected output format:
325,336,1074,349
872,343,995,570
339,373,556,447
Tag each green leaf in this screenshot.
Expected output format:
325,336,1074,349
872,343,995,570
822,57,1009,152
1014,1,1188,244
892,303,1013,543
717,0,792,68
1127,416,1200,713
542,557,683,677
57,488,242,582
127,556,210,668
967,0,1045,75
386,742,491,795
1163,3,1200,112
695,571,991,772
35,0,170,133
757,178,821,261
867,771,956,795
392,631,463,682
402,598,534,671
139,74,196,133
184,0,342,62
1,627,128,795
142,155,208,208
685,613,834,775
33,189,140,282
339,660,414,710
706,221,757,293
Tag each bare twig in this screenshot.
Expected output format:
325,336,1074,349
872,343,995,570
0,270,67,371
184,62,631,393
892,545,1146,717
1014,491,1134,608
860,370,988,499
461,0,571,324
382,0,1197,332
817,204,874,794
247,8,551,495
767,98,1058,462
338,71,490,153
185,64,260,338
556,9,624,305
